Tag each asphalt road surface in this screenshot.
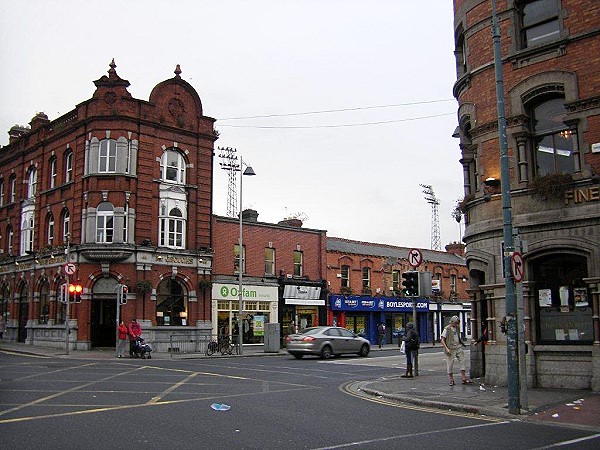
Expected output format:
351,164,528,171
1,350,599,449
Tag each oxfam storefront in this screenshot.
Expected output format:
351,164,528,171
212,283,279,345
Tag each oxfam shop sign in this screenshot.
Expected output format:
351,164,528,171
213,283,278,301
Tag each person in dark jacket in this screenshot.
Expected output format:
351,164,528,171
401,322,418,378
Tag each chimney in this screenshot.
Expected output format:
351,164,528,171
278,218,303,228
8,125,30,144
30,112,50,131
241,209,259,223
445,242,465,257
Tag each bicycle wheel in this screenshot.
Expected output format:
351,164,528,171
206,341,217,356
221,340,233,355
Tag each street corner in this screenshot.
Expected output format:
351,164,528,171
527,396,600,430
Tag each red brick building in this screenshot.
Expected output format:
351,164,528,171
453,0,600,390
326,237,469,345
0,61,216,350
212,211,327,343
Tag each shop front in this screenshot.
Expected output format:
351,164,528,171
281,284,325,336
211,283,279,345
329,295,430,345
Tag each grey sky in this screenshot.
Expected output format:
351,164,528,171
0,0,464,250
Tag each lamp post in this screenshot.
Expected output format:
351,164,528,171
238,157,256,356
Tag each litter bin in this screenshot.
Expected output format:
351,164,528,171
263,323,281,353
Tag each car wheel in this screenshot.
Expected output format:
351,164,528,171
359,344,370,357
321,345,333,359
292,353,303,359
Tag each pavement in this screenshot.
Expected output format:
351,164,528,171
1,340,599,431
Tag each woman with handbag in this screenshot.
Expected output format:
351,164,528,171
401,322,418,378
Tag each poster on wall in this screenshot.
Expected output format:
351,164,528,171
253,315,265,337
574,288,588,307
538,289,552,307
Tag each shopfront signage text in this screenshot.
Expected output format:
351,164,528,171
564,185,599,205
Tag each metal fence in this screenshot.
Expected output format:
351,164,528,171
165,333,240,358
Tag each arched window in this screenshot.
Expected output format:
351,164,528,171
62,209,70,243
159,207,185,248
99,139,117,173
27,167,37,198
529,97,579,176
65,151,73,182
160,149,186,184
6,225,13,255
49,157,57,189
46,213,55,246
96,202,114,243
156,278,188,326
20,212,34,255
39,280,49,324
9,175,16,203
0,179,4,207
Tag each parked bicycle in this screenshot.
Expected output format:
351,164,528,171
206,336,236,356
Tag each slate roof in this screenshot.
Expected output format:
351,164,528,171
327,237,466,266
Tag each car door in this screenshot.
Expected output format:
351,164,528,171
337,327,358,354
323,327,343,354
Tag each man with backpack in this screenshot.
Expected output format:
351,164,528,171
401,322,419,378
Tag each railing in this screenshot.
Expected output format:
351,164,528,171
167,334,240,358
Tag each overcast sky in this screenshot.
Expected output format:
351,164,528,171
0,0,464,251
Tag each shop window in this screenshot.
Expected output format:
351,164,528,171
156,278,188,326
341,265,350,288
529,97,579,176
264,247,275,276
534,254,591,344
293,250,303,277
520,0,560,48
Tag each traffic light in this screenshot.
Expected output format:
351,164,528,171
117,284,128,305
68,284,83,303
401,271,419,297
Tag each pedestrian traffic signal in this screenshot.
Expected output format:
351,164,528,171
117,284,128,305
68,283,83,303
401,271,419,297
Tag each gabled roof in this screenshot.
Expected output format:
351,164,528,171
327,237,465,266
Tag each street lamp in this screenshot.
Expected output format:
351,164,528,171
238,158,256,355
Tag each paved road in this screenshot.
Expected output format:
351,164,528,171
1,350,599,449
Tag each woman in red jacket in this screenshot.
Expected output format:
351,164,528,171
117,321,128,358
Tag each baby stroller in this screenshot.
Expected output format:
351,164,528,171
133,336,153,359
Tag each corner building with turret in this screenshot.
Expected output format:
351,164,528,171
452,0,600,390
0,61,217,350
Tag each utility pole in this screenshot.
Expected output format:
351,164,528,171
491,0,519,414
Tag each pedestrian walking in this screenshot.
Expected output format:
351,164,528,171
441,315,472,385
377,322,386,348
117,321,128,358
128,318,142,357
400,322,419,378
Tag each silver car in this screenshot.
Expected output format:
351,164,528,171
285,326,370,359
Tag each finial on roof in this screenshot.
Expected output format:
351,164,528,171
109,58,117,74
174,64,182,78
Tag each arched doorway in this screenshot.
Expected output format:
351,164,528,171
17,283,29,342
90,277,119,347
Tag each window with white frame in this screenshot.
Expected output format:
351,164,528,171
20,213,34,255
264,247,275,276
9,175,16,203
0,180,4,207
49,157,57,189
65,151,73,182
62,209,70,243
341,265,350,288
159,207,185,248
122,204,129,243
99,139,117,173
95,202,114,243
47,213,54,246
27,168,37,198
293,250,303,277
160,149,186,184
6,225,13,255
362,267,371,291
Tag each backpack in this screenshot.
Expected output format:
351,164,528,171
408,335,419,351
